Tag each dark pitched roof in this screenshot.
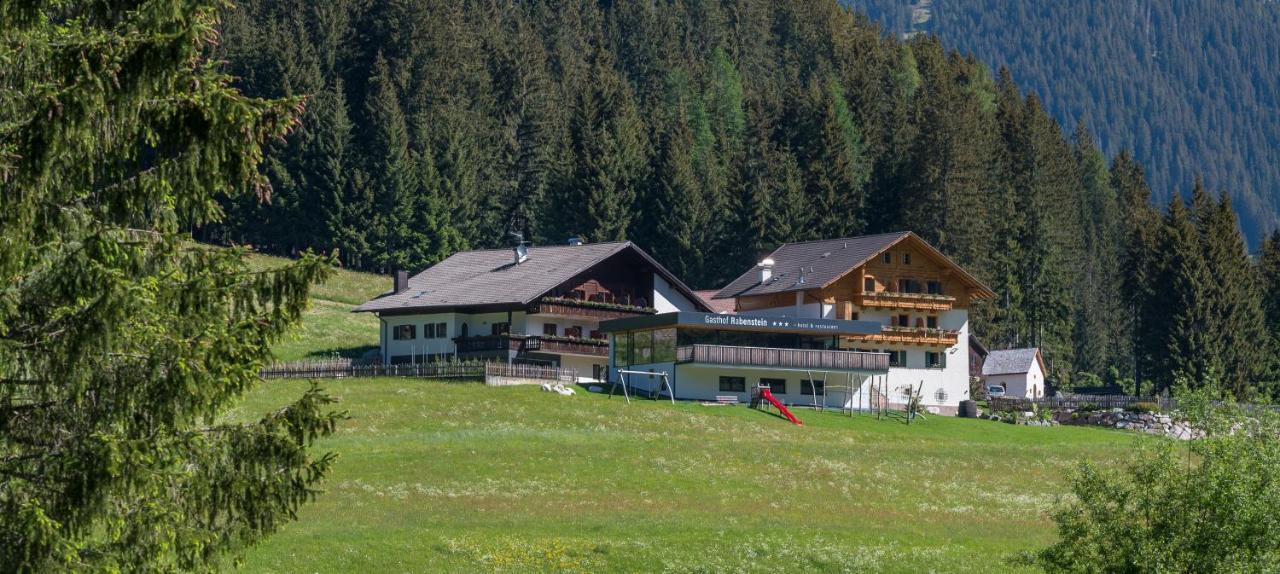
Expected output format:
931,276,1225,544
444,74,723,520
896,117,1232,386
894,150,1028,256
713,231,995,300
982,348,1044,376
354,242,709,314
714,232,908,299
693,290,737,314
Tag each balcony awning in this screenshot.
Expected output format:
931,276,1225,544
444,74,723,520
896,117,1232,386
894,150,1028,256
599,312,882,337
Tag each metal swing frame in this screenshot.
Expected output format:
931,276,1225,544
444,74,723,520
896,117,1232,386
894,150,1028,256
610,369,675,405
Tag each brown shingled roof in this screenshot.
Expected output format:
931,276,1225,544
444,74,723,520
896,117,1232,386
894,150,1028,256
354,241,710,314
713,231,994,300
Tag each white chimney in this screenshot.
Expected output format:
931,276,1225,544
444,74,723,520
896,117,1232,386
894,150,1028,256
513,243,529,265
758,257,775,283
567,236,584,246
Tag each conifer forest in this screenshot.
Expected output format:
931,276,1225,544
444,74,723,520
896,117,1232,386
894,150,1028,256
208,0,1280,394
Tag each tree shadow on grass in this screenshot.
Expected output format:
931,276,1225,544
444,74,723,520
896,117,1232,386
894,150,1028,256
300,345,379,361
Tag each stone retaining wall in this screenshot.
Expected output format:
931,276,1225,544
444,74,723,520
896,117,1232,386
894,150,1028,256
1053,409,1202,440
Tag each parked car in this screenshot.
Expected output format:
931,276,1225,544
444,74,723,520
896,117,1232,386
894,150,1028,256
986,384,1006,398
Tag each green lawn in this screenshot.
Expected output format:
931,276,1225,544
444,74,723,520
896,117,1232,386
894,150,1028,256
248,253,385,362
230,378,1142,573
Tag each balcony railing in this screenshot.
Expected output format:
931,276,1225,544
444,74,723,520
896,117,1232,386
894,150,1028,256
675,344,889,371
530,336,609,357
847,326,960,346
454,335,526,354
528,297,656,320
855,291,956,311
453,335,610,357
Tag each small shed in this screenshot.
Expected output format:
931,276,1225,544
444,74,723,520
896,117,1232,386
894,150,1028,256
982,348,1046,399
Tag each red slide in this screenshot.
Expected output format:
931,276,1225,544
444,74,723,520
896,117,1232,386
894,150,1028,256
759,388,803,426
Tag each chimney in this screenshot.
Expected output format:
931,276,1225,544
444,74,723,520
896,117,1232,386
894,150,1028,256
757,258,775,283
393,270,409,294
513,243,529,265
567,236,584,246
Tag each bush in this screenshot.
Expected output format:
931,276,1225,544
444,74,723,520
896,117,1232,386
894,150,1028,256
1036,384,1280,573
1125,401,1159,414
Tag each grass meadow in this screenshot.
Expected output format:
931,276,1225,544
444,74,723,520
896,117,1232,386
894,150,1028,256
230,379,1139,573
233,253,1142,572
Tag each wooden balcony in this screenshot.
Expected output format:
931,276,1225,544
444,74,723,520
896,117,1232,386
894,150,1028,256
854,291,955,311
527,298,656,320
530,336,609,357
675,344,889,372
454,335,525,354
845,326,960,347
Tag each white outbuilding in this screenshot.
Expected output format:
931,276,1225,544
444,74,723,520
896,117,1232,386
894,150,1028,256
982,348,1046,399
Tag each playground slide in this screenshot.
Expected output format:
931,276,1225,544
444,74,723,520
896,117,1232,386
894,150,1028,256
759,388,803,426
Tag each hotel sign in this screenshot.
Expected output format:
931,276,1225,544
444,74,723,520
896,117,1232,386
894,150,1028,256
599,311,881,336
700,313,849,333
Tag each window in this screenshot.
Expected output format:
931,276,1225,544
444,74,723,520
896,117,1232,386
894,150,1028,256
903,253,912,265
652,328,676,363
491,322,510,336
424,323,435,339
564,325,583,339
927,280,943,295
898,278,921,293
543,323,558,336
926,351,946,369
393,324,416,340
589,330,604,340
719,376,746,392
864,277,876,292
436,322,447,338
883,253,892,264
926,316,938,329
935,389,948,402
896,314,909,327
633,330,653,363
760,378,786,394
851,312,859,321
801,380,825,396
888,350,907,367
614,334,633,367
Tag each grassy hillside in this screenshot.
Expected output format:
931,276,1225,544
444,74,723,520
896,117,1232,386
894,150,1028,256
229,378,1141,573
248,253,386,362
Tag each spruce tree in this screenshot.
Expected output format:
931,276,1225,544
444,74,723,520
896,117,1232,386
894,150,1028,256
1071,122,1124,377
0,3,340,569
1202,193,1266,397
1259,230,1280,397
1154,196,1214,391
1112,150,1160,387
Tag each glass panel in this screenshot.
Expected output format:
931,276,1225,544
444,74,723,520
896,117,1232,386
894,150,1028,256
613,334,629,367
652,328,676,362
633,330,654,364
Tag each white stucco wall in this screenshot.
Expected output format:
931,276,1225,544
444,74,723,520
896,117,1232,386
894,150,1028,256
738,302,973,415
986,360,1045,399
653,275,700,313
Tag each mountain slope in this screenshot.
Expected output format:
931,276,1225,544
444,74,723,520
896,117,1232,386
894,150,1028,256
849,0,1280,246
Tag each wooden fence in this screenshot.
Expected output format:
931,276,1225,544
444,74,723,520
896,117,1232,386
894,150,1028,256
260,358,578,383
484,362,578,382
260,359,485,380
990,394,1176,412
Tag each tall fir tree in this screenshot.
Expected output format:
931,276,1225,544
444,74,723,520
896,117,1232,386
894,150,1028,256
0,3,340,568
1153,195,1214,391
1071,122,1124,377
1201,192,1266,397
1258,230,1280,396
1112,150,1161,387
